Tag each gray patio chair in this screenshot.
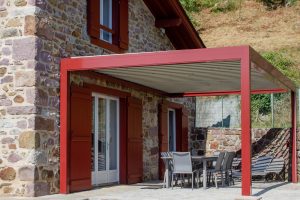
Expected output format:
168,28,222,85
252,156,273,179
211,151,220,167
207,151,225,188
232,155,273,182
265,157,285,181
232,157,241,170
171,152,199,190
222,152,236,186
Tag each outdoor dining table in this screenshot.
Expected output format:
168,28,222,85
161,155,218,189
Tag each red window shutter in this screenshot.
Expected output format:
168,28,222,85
119,0,129,50
87,0,100,38
119,97,127,184
158,102,168,179
176,109,182,151
69,87,92,192
181,108,189,152
127,97,143,184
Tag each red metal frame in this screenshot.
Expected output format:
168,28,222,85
241,47,252,196
291,91,298,183
60,60,70,194
60,46,297,196
173,89,287,97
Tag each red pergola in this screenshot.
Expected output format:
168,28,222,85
60,46,298,196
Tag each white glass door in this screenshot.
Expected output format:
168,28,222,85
92,93,119,185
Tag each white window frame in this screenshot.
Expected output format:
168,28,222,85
92,92,120,185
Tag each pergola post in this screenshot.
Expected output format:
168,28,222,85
241,48,252,196
291,91,298,183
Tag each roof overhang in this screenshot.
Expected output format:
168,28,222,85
143,0,206,49
61,46,297,96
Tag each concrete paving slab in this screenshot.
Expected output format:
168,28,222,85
2,182,300,200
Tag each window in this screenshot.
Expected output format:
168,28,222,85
100,0,113,43
168,109,176,152
87,0,129,53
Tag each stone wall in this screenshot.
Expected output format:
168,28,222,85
0,0,41,197
0,0,195,197
191,127,294,180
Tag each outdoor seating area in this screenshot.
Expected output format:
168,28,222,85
161,151,286,191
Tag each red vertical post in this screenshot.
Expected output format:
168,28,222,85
60,61,70,194
291,91,298,183
241,47,252,196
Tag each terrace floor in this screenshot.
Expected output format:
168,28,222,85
6,181,300,200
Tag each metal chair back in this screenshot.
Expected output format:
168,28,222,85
232,157,241,169
252,156,273,173
172,152,192,173
266,157,284,174
161,152,169,167
215,152,225,171
223,152,236,170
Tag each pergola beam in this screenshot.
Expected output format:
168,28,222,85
171,88,287,97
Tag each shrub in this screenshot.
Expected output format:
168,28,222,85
262,51,300,86
199,0,240,12
179,0,200,13
251,94,271,115
211,0,240,12
180,0,240,14
179,0,201,26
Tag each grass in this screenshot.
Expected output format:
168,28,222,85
262,51,300,86
199,0,240,12
180,0,241,14
180,0,241,26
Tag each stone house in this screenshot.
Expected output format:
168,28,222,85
0,0,205,197
1,0,299,198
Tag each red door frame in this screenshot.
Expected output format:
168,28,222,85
60,46,297,196
158,100,187,179
167,101,188,152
